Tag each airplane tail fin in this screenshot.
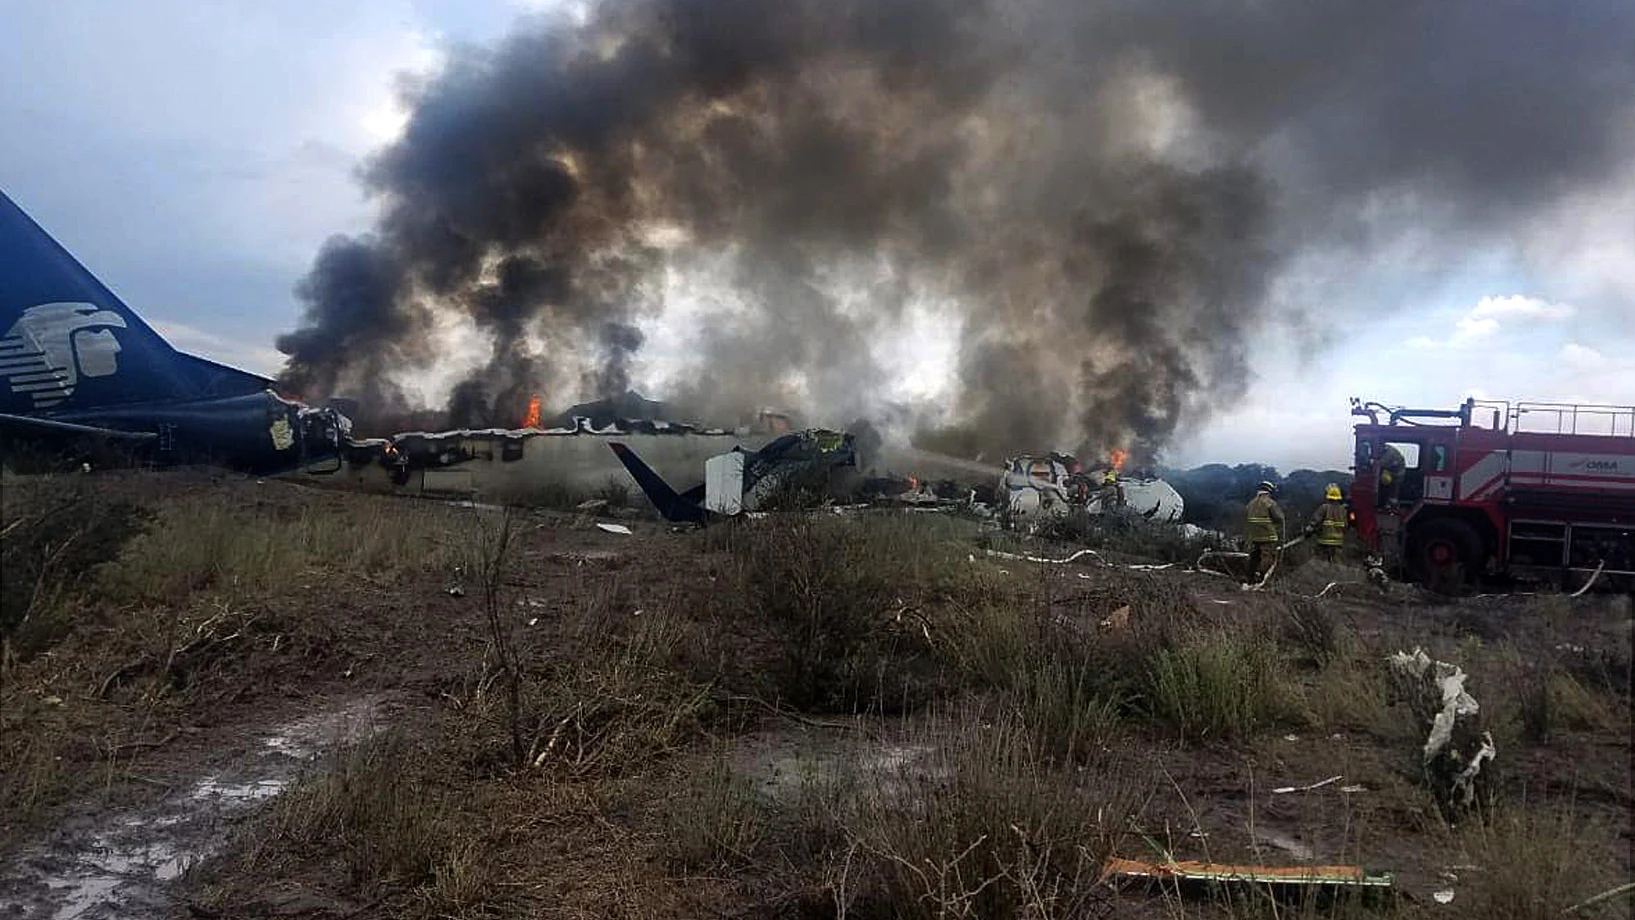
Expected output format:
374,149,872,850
0,190,270,416
608,441,708,524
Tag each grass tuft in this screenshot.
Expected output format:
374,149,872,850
660,752,766,872
844,710,1138,919
249,732,498,916
1146,630,1300,742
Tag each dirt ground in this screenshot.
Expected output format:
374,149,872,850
1,473,1630,919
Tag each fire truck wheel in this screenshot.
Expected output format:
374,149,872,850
1412,518,1481,591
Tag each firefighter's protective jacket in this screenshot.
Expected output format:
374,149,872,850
1245,492,1284,544
1380,443,1406,484
1310,500,1347,546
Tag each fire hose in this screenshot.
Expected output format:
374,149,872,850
1197,534,1307,587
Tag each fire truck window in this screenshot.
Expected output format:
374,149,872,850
1431,444,1449,472
1384,441,1421,469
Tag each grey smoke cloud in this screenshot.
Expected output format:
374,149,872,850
275,0,1635,456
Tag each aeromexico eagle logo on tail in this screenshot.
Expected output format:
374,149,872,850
0,302,127,409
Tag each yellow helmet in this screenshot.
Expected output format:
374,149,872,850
1325,483,1342,501
1103,470,1118,484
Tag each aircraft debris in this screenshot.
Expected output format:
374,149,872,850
998,452,1184,527
1388,648,1496,814
984,547,1102,565
610,428,861,523
595,523,633,535
1272,774,1343,794
1100,856,1393,893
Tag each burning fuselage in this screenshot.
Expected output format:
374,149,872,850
999,451,1184,524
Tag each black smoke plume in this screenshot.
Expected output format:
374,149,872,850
277,0,1635,454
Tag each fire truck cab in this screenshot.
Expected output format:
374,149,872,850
1350,398,1635,590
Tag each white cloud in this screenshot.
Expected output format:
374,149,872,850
150,319,286,377
1467,294,1574,322
1453,314,1501,343
1559,342,1609,372
1409,294,1576,350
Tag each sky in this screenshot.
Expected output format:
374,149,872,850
2,0,1632,473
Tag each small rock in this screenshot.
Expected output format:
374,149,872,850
447,585,465,598
1432,888,1455,905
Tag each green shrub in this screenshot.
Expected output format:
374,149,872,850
1146,631,1298,742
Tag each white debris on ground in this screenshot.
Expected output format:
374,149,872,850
1388,648,1497,812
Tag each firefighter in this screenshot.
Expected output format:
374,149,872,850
1245,481,1285,583
1099,469,1125,511
1378,443,1406,509
1307,482,1348,562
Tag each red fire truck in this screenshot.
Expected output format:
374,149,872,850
1349,398,1635,589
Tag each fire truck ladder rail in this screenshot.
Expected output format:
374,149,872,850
1509,401,1635,437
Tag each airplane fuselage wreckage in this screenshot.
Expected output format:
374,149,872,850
0,191,349,474
1,188,1189,537
1000,453,1184,524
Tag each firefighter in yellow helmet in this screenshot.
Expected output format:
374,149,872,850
1099,468,1125,511
1307,482,1348,562
1378,443,1406,509
1244,481,1285,583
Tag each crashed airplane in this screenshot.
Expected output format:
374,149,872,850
0,191,350,474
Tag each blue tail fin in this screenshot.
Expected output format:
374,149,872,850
608,441,709,524
0,190,270,416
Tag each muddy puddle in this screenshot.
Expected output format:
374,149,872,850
728,721,940,805
0,696,388,920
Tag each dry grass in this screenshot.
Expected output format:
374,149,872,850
1,479,152,663
6,480,1629,920
841,711,1139,920
1451,800,1629,920
1,481,471,829
104,492,460,603
714,513,998,713
1305,655,1398,739
659,751,767,872
234,732,501,918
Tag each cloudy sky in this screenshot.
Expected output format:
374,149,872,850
3,0,1632,472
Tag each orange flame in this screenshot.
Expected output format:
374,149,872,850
1109,448,1128,472
522,394,542,428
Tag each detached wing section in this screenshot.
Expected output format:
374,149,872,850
608,442,710,524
